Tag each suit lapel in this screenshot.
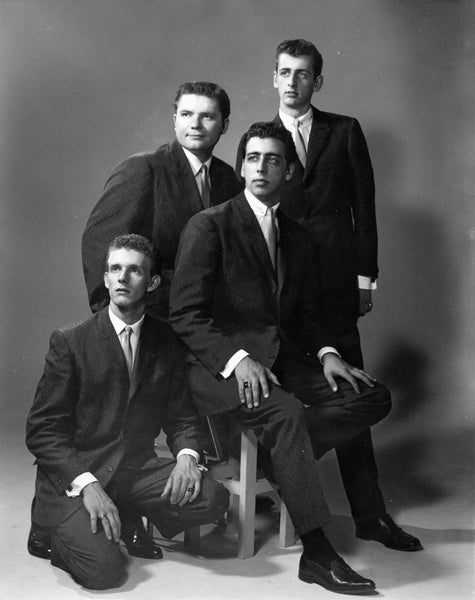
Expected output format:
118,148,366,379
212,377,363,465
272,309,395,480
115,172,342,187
129,316,157,399
234,195,277,283
305,107,330,180
169,141,204,214
96,309,128,376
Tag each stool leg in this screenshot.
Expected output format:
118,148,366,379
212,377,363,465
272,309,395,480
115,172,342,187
279,501,296,547
237,430,258,559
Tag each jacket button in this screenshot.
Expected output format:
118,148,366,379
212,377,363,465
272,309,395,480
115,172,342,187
107,466,114,473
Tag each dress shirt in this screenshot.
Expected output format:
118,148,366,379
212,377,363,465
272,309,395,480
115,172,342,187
182,147,212,193
220,189,338,379
66,309,199,497
279,107,377,292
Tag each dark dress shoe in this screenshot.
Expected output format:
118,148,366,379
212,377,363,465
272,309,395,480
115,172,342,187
27,526,51,560
298,553,376,595
122,527,163,559
355,514,423,551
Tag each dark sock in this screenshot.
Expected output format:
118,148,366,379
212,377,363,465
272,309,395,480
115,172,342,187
300,528,340,569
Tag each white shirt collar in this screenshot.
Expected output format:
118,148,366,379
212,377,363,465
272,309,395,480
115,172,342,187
244,188,279,216
279,106,313,129
181,147,213,176
108,306,145,338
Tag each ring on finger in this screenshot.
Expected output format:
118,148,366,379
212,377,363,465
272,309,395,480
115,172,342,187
243,381,250,388
186,487,195,494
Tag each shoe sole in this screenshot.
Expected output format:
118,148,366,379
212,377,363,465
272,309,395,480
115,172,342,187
299,571,376,595
356,532,423,552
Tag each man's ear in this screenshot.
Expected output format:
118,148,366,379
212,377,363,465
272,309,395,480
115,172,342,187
273,70,278,89
147,274,161,293
285,162,295,181
221,118,229,135
314,75,324,93
103,272,110,289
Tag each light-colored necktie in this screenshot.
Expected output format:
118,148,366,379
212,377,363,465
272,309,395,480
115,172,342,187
293,118,307,167
120,326,134,378
197,163,211,208
261,207,277,271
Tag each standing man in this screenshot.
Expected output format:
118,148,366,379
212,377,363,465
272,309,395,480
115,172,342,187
170,122,394,595
236,40,422,552
26,234,228,590
82,81,242,319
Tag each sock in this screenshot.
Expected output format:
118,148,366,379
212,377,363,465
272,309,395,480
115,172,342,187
300,528,340,569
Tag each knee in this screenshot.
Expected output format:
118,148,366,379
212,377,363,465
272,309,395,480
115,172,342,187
372,383,392,422
72,546,127,590
202,478,229,520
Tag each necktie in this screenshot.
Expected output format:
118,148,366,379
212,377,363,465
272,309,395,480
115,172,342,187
293,119,307,168
197,163,211,208
120,326,134,378
261,207,277,271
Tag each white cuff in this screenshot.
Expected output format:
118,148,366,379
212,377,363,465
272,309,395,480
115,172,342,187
66,472,98,497
358,275,377,290
317,347,340,365
177,448,201,463
220,349,249,379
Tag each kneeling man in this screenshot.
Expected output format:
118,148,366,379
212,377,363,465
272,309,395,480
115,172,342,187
26,234,228,590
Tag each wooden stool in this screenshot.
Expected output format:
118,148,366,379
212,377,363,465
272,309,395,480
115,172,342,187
209,427,296,558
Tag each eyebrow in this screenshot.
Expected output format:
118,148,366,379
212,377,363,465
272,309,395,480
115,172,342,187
246,152,283,159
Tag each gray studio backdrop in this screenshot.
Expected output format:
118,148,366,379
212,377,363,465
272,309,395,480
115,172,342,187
1,0,474,520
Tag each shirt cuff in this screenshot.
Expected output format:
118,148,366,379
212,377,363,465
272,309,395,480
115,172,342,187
317,347,341,365
177,448,201,463
358,275,377,290
220,349,249,379
66,472,98,497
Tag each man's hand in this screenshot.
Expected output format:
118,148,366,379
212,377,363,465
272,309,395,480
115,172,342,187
359,289,373,317
82,481,121,542
234,356,281,409
322,352,376,393
161,454,202,507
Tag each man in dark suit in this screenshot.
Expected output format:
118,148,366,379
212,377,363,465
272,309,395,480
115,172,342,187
82,81,242,320
170,122,396,595
235,40,422,553
26,234,228,590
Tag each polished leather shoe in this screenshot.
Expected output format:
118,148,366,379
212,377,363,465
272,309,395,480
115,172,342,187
299,553,376,595
27,526,51,560
355,514,423,551
122,527,163,559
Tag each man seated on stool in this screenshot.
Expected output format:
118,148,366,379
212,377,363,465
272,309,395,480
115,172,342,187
170,122,417,595
26,234,229,590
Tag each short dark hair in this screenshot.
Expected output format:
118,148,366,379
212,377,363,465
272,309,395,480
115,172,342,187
241,122,296,166
173,81,231,123
106,234,161,276
275,39,323,78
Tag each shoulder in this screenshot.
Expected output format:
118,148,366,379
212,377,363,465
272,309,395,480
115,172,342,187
315,108,363,131
144,315,186,355
189,194,241,227
211,155,237,174
108,142,174,178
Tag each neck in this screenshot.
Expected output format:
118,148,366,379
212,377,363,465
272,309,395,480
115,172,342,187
109,302,145,325
184,147,213,163
279,102,311,119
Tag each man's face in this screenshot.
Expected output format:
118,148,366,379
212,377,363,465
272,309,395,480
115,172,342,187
104,248,159,313
273,53,322,113
241,136,294,206
174,94,228,159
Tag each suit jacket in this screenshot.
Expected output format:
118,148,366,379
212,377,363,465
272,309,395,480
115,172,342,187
169,193,334,414
236,108,378,321
26,308,202,527
82,141,242,316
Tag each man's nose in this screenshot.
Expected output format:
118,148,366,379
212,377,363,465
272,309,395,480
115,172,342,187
190,116,202,129
118,269,128,281
256,158,267,172
288,72,298,87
